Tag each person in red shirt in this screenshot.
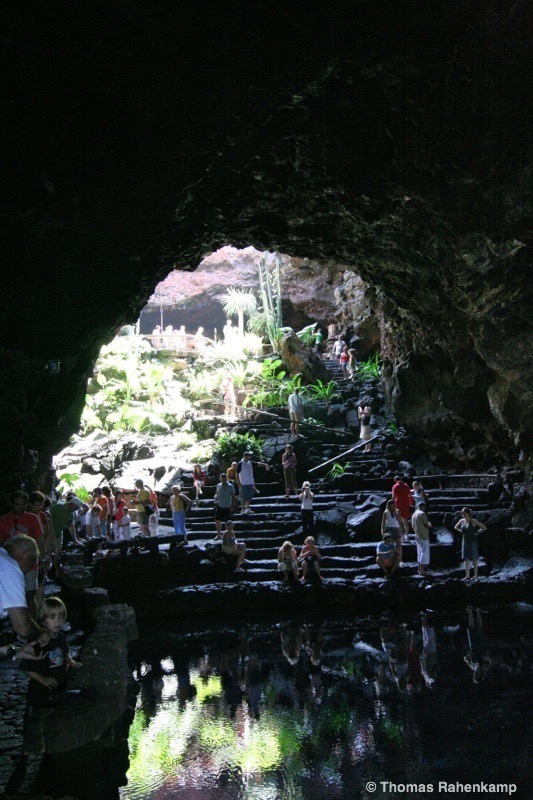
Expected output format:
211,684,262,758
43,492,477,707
0,490,45,616
92,488,109,540
392,475,413,542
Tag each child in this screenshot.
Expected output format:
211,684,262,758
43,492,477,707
298,481,315,536
192,464,206,504
89,504,102,539
277,540,299,583
117,509,131,541
299,536,322,583
20,597,81,710
169,485,192,544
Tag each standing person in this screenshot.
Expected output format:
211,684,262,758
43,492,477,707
112,490,127,540
222,521,247,573
392,475,413,542
357,403,373,452
213,473,235,540
0,491,46,616
313,327,323,356
221,378,237,419
0,535,49,642
282,444,298,498
287,387,304,439
169,486,191,544
376,533,400,578
411,502,432,577
227,461,239,491
102,487,115,540
27,491,58,589
411,480,429,508
237,451,257,515
381,499,404,564
298,481,315,537
454,507,487,584
132,479,152,537
192,464,206,505
148,486,159,537
92,488,109,540
339,345,350,378
347,348,357,379
117,508,132,541
333,335,345,364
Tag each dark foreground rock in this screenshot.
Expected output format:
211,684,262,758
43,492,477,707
157,563,533,622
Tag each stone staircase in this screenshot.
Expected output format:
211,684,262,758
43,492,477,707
87,358,520,602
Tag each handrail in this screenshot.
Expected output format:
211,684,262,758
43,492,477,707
308,436,381,473
195,396,356,438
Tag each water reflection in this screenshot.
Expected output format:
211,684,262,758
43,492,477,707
120,607,532,800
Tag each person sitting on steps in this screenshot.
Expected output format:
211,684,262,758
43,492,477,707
278,540,299,583
222,521,246,573
376,533,400,578
299,536,322,583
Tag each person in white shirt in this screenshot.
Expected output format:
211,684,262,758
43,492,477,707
411,503,432,576
237,452,256,514
0,535,48,642
287,388,304,438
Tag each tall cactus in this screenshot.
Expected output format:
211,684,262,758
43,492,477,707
257,254,283,350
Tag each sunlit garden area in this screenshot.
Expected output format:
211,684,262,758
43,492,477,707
54,248,382,498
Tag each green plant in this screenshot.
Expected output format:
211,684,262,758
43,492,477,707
306,379,341,405
296,323,316,346
326,462,348,480
357,352,381,380
257,254,283,349
214,431,264,462
57,472,92,502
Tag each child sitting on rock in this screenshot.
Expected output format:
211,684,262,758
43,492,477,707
299,536,322,583
278,540,299,583
20,597,81,711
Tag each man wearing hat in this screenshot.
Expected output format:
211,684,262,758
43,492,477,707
376,532,399,578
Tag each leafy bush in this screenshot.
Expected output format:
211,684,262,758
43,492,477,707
306,379,341,404
358,353,381,380
214,431,264,462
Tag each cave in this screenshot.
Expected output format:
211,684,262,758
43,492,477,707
2,1,531,499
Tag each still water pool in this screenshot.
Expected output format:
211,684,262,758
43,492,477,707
120,605,531,800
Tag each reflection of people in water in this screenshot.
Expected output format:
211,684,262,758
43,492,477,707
420,614,439,687
245,653,262,719
220,651,243,718
139,659,165,720
465,606,487,684
406,630,424,692
381,622,409,692
175,654,197,707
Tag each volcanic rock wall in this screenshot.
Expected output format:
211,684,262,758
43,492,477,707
1,0,531,490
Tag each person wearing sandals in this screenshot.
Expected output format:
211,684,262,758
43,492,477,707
454,507,487,584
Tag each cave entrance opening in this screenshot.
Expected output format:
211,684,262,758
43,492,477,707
53,244,351,499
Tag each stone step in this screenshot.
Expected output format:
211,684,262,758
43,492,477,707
226,561,489,582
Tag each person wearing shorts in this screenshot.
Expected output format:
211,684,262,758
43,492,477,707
376,533,399,577
237,452,256,514
213,473,235,540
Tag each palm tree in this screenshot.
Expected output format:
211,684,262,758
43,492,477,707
221,288,257,337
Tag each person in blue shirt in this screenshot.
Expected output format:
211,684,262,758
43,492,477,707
376,533,399,578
